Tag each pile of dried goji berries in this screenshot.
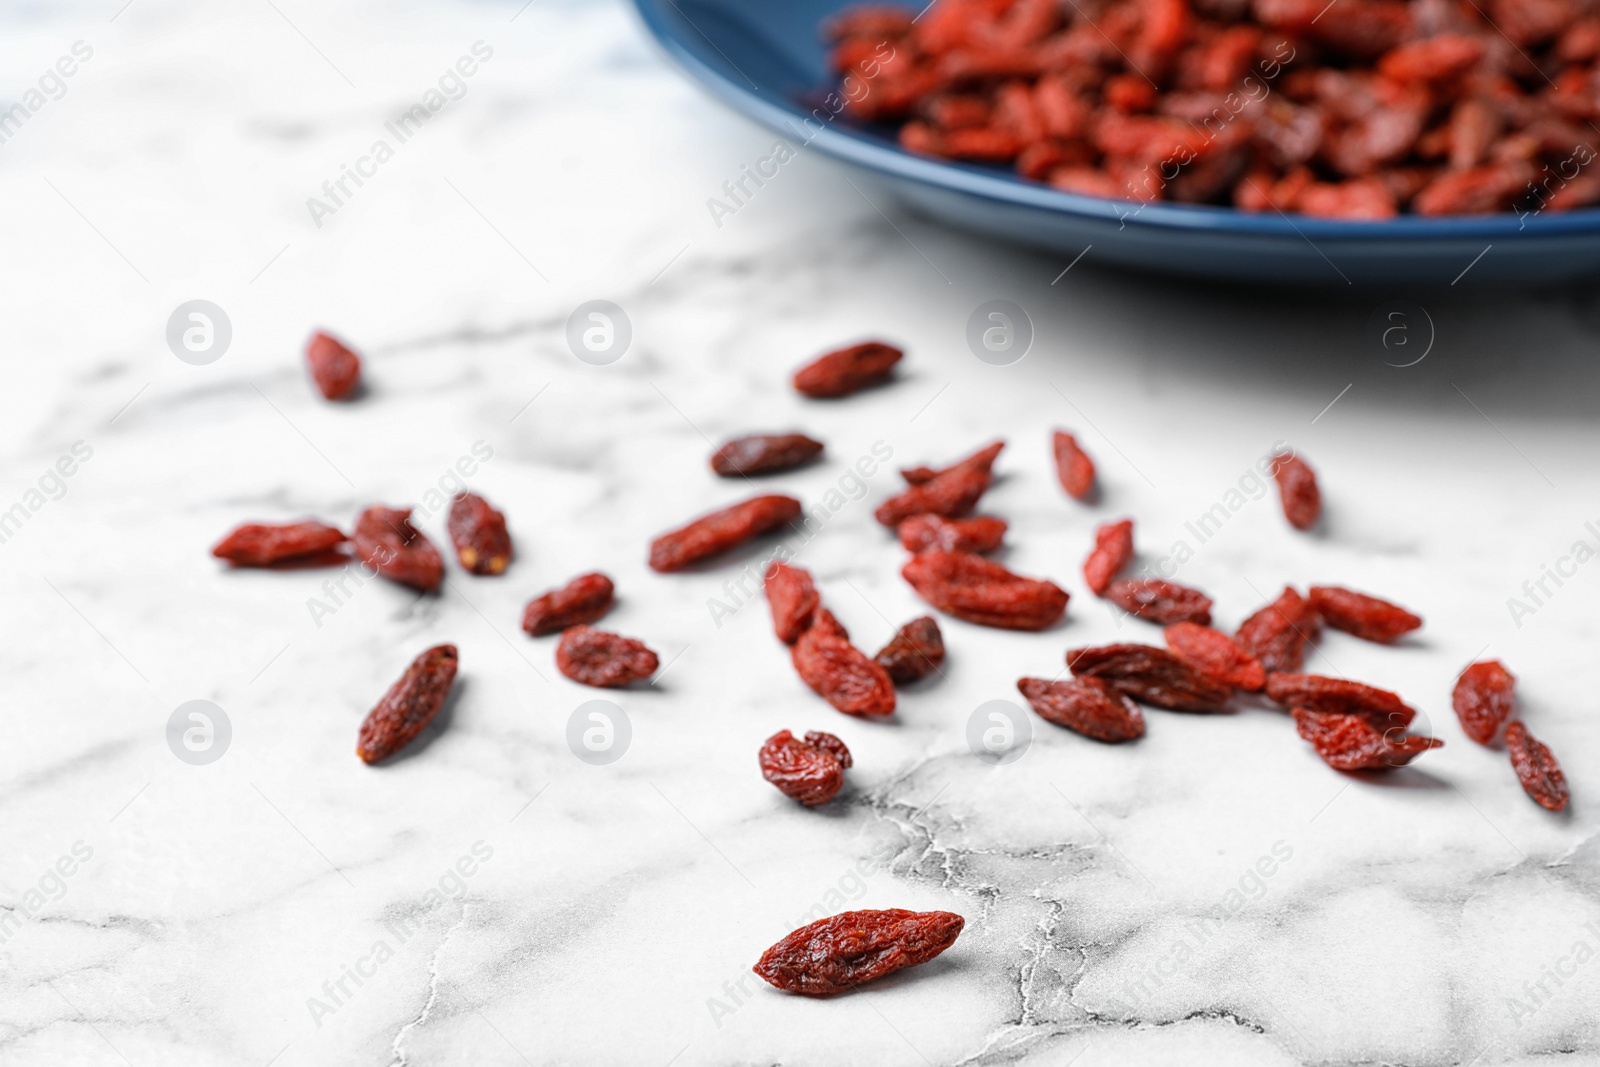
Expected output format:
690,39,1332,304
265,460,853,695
826,0,1600,218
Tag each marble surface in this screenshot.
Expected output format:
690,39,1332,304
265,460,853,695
6,1,1600,1064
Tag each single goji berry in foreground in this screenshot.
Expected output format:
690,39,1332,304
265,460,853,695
1083,519,1134,595
1067,644,1232,712
876,442,1004,526
1270,452,1321,530
211,520,347,567
1018,676,1145,741
306,331,362,401
711,433,825,477
556,625,659,687
764,561,820,645
1164,622,1266,690
1452,660,1516,746
353,506,444,592
902,550,1068,630
759,729,853,806
648,495,802,572
1308,585,1422,643
1265,673,1417,731
754,909,965,996
1104,578,1213,625
521,572,615,636
357,644,458,764
1506,721,1569,812
792,341,903,398
792,609,897,716
900,441,1005,485
1235,586,1321,674
447,492,512,575
1292,707,1442,771
874,616,946,683
1053,430,1096,501
898,514,1008,554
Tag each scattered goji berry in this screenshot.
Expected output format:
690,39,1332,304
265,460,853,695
1053,430,1096,501
357,644,458,764
211,520,347,567
1104,578,1213,625
900,441,1004,485
556,625,659,687
874,616,946,683
1164,622,1266,690
1506,721,1569,811
1265,672,1417,731
1308,585,1421,643
792,341,903,398
1452,660,1516,746
876,442,1003,526
306,331,362,401
1292,707,1442,771
792,609,897,716
1017,676,1145,741
1067,644,1232,711
711,434,825,477
447,492,512,576
648,495,802,572
1083,519,1134,595
754,909,964,996
897,514,1007,554
354,506,444,592
1235,586,1321,674
1270,452,1321,530
903,550,1068,630
759,729,853,806
521,572,615,636
764,561,820,645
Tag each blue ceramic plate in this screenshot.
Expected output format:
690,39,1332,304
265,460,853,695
631,0,1600,286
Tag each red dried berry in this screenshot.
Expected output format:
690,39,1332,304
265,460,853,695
900,442,1005,486
1053,430,1096,500
447,492,512,576
1104,578,1213,625
1017,676,1145,741
306,331,362,401
1452,660,1516,747
357,644,458,764
792,609,897,716
792,341,903,398
1506,721,1569,812
521,572,615,637
1083,519,1134,595
711,434,825,477
754,909,964,996
1164,622,1266,690
648,495,802,572
759,729,852,806
875,442,1003,526
353,506,444,592
1066,644,1232,712
1308,585,1421,643
1270,452,1321,530
1292,707,1442,771
764,561,820,645
211,520,347,567
902,550,1068,631
1265,673,1417,731
556,625,660,687
1235,586,1321,674
897,514,1008,554
874,616,946,683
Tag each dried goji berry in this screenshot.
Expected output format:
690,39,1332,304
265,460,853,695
521,572,615,636
792,609,897,716
1265,672,1416,731
897,514,1007,554
900,441,1004,485
1270,452,1321,530
306,331,362,401
1083,519,1134,595
354,506,444,592
710,434,825,477
1506,721,1569,811
1452,660,1516,746
824,5,914,40
764,561,820,645
1164,622,1266,690
1053,430,1096,501
754,909,964,996
648,495,802,572
447,492,512,576
874,616,946,683
876,442,1003,526
357,644,458,764
1308,585,1421,643
1018,676,1145,741
1067,643,1232,711
792,341,903,398
1104,578,1213,625
1235,586,1321,674
556,625,659,687
759,729,852,806
1292,707,1441,771
902,550,1068,630
211,520,347,567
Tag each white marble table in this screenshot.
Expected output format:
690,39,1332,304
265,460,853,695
4,1,1600,1064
